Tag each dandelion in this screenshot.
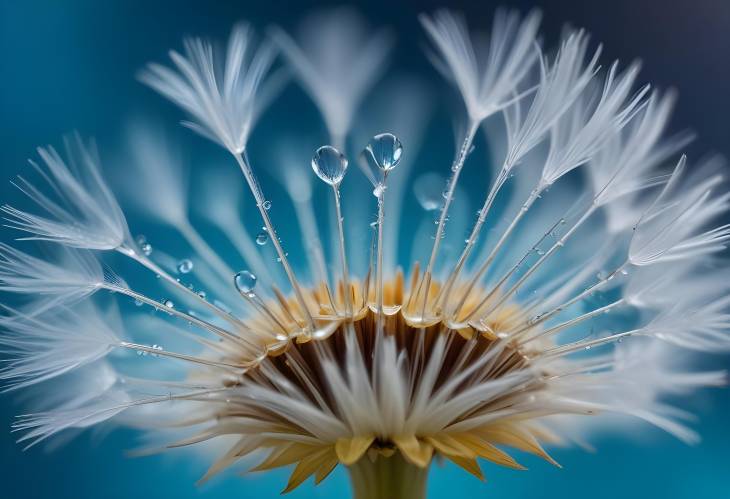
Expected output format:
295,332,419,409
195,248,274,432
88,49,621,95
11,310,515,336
2,7,730,499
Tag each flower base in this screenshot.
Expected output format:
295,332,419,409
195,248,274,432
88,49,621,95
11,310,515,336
348,453,429,499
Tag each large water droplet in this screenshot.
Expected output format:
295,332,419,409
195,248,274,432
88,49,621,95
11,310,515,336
163,299,174,309
177,259,193,274
312,145,348,185
255,231,268,245
365,133,403,171
141,242,152,256
414,172,444,211
234,270,257,294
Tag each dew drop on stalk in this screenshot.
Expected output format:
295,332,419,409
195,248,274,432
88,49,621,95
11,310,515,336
255,231,268,245
141,242,152,256
234,270,257,294
365,132,403,171
177,258,193,274
312,145,348,185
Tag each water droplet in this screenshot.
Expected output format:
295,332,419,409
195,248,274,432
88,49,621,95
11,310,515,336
262,200,272,210
414,172,444,211
255,231,268,245
134,299,143,307
141,242,152,256
164,299,174,309
234,270,257,294
372,184,386,198
177,259,193,274
584,345,592,350
197,290,207,300
312,145,348,185
365,133,403,172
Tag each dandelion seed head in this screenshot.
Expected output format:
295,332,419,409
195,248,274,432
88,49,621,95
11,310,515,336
2,6,730,497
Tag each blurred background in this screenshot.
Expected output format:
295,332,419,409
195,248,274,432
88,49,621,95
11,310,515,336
1,0,729,497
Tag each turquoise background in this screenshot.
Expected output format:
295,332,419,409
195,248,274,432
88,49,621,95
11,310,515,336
1,1,729,498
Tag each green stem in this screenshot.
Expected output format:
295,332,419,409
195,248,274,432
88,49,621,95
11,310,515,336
348,454,429,499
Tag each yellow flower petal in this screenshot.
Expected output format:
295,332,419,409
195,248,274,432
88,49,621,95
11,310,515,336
450,433,526,470
282,448,334,494
335,435,375,465
392,435,433,467
476,424,560,467
315,455,339,484
446,454,485,481
252,443,324,471
425,434,476,459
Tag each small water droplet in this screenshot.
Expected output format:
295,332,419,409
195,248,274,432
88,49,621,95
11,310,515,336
141,242,152,256
255,231,268,245
262,200,272,210
365,133,403,172
234,270,257,294
197,290,207,300
312,145,348,185
134,299,143,307
164,299,174,309
177,259,193,274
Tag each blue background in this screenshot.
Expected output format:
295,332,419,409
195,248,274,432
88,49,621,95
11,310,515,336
1,1,729,498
